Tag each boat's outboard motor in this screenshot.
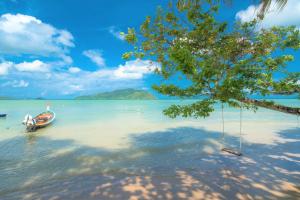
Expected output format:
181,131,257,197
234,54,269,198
23,114,36,131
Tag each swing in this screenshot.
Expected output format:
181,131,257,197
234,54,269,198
221,103,243,156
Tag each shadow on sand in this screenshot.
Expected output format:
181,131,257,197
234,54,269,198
0,127,299,199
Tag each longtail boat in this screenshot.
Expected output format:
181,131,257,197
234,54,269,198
23,106,55,132
0,114,7,118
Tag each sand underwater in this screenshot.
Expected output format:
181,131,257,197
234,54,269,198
0,99,299,199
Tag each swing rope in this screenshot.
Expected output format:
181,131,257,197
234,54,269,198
239,105,243,153
221,102,243,156
221,103,225,149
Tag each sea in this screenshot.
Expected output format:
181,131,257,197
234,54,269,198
0,99,299,199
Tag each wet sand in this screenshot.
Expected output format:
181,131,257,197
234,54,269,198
0,100,299,199
1,126,299,200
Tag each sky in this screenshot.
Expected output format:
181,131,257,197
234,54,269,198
0,0,299,98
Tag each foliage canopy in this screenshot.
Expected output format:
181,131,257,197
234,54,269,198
123,0,300,118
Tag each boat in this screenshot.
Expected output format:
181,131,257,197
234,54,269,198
0,114,7,118
23,106,55,132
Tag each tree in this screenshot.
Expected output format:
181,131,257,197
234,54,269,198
257,0,288,18
225,0,288,19
123,0,300,118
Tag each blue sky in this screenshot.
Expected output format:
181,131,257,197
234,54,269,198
0,0,299,98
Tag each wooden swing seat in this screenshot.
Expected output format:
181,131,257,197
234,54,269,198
221,147,242,156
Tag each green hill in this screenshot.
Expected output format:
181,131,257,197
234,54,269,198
0,96,14,100
75,89,156,100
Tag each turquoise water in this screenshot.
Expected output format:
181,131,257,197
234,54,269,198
0,100,299,199
1,99,299,130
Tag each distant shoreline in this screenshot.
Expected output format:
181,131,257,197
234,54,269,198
2,88,298,101
0,98,299,100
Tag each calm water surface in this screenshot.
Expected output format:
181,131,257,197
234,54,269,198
0,100,299,199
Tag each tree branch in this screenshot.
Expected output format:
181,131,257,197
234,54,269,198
241,98,300,116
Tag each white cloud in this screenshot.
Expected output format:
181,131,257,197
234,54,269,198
15,80,29,87
69,84,83,91
59,55,73,65
83,49,105,67
89,59,159,80
68,67,81,73
109,26,125,41
0,60,50,75
114,59,159,79
0,59,158,97
62,84,84,94
236,5,257,22
0,13,74,56
236,0,300,29
0,61,13,75
56,30,74,47
76,59,159,81
14,60,50,72
2,80,29,88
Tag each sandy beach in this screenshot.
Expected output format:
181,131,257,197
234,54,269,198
0,100,299,199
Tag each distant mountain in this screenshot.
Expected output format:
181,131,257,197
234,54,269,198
0,96,14,100
75,89,156,100
35,97,46,100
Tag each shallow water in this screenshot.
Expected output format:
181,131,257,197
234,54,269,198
0,99,299,199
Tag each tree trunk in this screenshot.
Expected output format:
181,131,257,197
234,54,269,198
241,98,300,116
